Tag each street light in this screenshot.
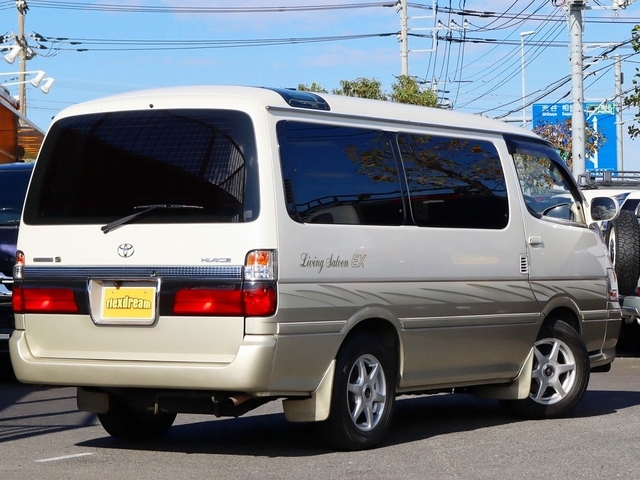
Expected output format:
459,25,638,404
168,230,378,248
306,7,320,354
520,30,536,129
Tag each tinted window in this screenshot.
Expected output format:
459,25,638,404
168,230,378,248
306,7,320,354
509,138,584,223
24,110,258,225
398,134,508,229
278,122,405,225
0,166,32,212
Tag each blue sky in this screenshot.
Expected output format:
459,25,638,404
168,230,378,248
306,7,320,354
2,0,640,167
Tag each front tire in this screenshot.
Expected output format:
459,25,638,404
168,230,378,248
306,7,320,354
320,331,397,450
503,320,589,419
97,396,177,441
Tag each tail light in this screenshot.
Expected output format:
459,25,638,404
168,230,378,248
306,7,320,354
13,286,79,314
606,267,619,302
245,250,275,280
173,249,277,316
13,250,24,281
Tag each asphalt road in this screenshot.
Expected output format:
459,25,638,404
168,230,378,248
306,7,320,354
1,355,640,480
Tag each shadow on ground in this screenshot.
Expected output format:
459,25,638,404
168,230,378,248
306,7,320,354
75,387,640,457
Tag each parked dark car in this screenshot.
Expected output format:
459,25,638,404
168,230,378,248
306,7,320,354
0,162,34,354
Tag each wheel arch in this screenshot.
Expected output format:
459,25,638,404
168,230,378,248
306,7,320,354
339,309,402,378
282,309,401,425
540,299,582,336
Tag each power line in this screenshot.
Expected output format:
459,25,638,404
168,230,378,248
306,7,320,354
491,48,640,120
3,1,397,13
22,32,397,53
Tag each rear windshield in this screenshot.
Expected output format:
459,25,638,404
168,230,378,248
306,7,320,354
23,109,259,225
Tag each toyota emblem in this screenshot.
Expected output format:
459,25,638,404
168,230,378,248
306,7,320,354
117,243,135,258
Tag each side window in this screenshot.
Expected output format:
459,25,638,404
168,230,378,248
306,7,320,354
278,121,405,225
509,138,584,224
398,133,508,229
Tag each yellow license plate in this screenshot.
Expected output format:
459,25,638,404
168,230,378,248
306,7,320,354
101,285,156,321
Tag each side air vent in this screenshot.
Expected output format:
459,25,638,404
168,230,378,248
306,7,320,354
520,254,529,275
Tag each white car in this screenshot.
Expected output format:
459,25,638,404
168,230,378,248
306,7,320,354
580,171,640,353
580,171,640,296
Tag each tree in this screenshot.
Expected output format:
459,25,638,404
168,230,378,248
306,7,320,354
624,25,640,138
390,75,438,107
298,76,439,107
332,77,387,100
296,82,327,93
533,118,605,171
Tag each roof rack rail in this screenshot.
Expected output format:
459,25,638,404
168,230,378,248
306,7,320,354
578,171,640,189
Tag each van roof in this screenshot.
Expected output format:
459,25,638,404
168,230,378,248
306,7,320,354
53,85,539,139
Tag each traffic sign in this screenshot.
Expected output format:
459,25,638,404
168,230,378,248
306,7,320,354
532,102,617,171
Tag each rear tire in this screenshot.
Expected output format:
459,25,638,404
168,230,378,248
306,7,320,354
605,209,640,295
319,331,397,451
97,396,176,441
502,320,589,419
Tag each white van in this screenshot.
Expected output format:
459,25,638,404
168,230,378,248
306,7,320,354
10,86,621,450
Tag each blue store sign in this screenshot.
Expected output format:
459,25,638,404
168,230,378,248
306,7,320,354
532,102,617,171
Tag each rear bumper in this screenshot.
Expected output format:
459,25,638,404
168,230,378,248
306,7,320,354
589,306,622,370
9,330,278,392
621,295,640,323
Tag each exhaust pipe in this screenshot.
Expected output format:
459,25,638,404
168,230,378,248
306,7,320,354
226,393,251,407
227,393,251,407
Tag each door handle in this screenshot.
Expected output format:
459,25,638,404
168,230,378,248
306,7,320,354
528,236,542,246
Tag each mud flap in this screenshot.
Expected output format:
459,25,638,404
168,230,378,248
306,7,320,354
472,348,534,400
282,360,335,422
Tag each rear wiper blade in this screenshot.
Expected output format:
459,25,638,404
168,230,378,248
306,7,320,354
101,204,203,234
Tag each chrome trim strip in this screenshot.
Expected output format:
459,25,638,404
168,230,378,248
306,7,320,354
23,265,243,280
582,310,616,322
277,320,347,335
401,312,540,330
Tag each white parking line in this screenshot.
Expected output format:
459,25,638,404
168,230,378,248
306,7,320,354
35,453,94,463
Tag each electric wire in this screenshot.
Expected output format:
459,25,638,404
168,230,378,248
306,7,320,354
2,1,397,13
452,2,564,109
493,48,640,121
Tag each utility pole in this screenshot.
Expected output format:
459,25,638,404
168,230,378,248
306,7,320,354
565,0,635,176
520,31,536,128
568,0,586,177
396,0,440,77
16,0,28,116
397,0,408,76
615,54,623,170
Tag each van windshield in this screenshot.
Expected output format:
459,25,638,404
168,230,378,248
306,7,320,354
23,109,259,225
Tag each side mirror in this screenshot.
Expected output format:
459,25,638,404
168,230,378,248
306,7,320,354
590,196,620,222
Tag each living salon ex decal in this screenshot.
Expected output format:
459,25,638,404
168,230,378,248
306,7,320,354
299,253,366,273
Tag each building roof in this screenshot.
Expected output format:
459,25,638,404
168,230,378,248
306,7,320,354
0,87,44,162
